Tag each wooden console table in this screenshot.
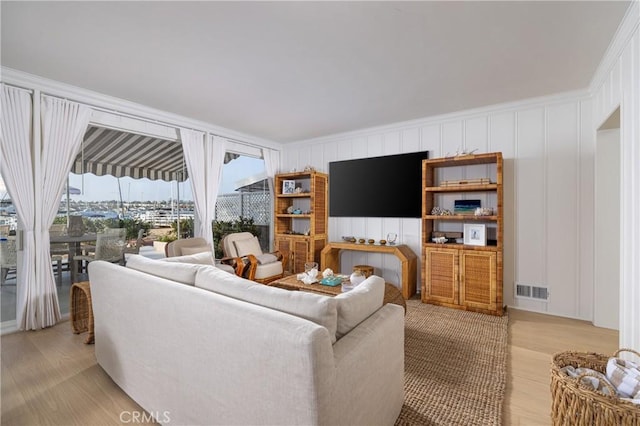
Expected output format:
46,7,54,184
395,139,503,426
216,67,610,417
320,242,418,299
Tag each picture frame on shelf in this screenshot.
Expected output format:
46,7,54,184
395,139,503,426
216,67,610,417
463,223,486,246
282,180,296,194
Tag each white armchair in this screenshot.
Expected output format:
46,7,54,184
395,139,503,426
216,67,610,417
222,232,285,284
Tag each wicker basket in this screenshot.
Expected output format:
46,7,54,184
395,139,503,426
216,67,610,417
70,281,94,344
551,349,640,425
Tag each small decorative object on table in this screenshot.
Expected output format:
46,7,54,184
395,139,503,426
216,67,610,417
386,233,398,245
379,239,387,245
297,262,319,284
319,276,343,286
432,236,447,244
349,269,366,287
341,282,354,292
367,239,375,244
319,268,345,286
358,238,365,244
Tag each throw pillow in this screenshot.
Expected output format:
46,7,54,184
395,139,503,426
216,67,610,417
181,245,211,256
195,267,338,343
233,236,263,257
256,253,278,265
161,251,215,265
334,275,385,339
127,254,206,285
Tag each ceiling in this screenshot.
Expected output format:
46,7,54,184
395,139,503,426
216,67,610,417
1,1,630,143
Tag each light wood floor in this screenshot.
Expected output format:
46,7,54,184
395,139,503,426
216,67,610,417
1,308,618,426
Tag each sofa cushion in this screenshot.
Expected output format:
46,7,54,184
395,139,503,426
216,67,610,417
161,251,215,265
195,267,338,343
233,236,263,257
334,275,385,339
256,253,278,265
126,254,205,285
180,246,211,256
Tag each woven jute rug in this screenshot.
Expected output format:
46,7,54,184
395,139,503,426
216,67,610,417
395,299,509,426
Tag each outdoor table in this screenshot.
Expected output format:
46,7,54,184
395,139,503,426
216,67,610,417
50,233,97,282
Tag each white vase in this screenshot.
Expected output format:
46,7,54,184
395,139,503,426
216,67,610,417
350,270,366,287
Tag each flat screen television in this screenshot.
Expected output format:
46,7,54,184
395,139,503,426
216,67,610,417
329,151,429,218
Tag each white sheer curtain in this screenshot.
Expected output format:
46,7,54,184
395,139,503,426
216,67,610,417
0,84,37,327
262,148,280,182
33,96,91,329
180,130,226,252
262,149,280,250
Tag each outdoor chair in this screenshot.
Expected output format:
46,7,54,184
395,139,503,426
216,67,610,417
222,232,285,284
166,237,237,274
0,237,17,286
73,231,126,280
122,229,145,264
165,237,211,257
49,223,69,286
123,229,145,255
67,215,85,237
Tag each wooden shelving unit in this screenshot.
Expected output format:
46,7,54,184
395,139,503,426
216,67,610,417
274,171,328,274
421,152,504,315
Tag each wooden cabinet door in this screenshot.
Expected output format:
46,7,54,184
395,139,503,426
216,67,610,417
424,247,459,305
275,237,292,274
292,239,310,273
460,250,497,312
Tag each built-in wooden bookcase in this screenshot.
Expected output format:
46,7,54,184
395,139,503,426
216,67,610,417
421,152,504,316
274,171,328,274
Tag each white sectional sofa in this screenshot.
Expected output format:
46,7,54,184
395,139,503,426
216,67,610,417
88,254,405,426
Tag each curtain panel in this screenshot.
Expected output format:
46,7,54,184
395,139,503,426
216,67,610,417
180,130,226,253
262,148,280,191
0,84,38,328
262,149,280,247
33,96,91,329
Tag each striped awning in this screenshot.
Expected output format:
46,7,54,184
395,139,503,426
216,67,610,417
71,126,239,182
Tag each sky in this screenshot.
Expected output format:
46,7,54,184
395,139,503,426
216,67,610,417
1,155,266,203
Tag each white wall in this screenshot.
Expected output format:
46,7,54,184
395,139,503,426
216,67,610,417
282,92,596,319
281,2,640,336
590,2,639,351
594,128,620,330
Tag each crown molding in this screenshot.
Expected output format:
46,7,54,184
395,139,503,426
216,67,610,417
590,1,640,92
0,67,283,152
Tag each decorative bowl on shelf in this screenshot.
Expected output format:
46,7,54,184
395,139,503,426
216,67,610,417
432,237,448,244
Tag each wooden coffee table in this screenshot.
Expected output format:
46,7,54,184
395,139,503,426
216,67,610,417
268,274,406,312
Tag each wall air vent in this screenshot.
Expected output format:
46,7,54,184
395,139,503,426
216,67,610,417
515,283,549,301
531,286,549,300
516,284,531,298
